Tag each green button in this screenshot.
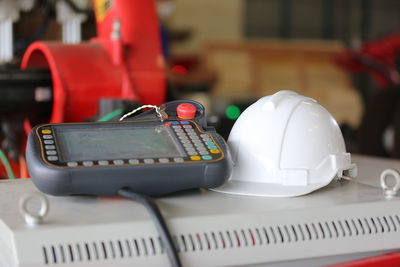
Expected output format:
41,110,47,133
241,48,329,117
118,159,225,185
207,146,217,150
205,141,215,146
202,155,212,160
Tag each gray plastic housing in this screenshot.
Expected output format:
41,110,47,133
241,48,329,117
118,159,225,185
26,100,232,196
26,127,232,196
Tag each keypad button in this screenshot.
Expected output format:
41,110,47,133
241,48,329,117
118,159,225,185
144,159,155,164
205,141,215,146
174,157,184,162
202,155,213,160
47,156,58,161
45,145,55,150
183,125,193,129
98,160,109,166
44,140,54,144
129,159,139,164
46,150,57,155
183,143,194,148
210,149,221,154
43,135,53,139
113,160,124,165
83,161,94,166
180,139,191,144
41,129,52,134
172,125,182,129
180,121,190,125
177,133,188,137
171,121,180,125
188,152,198,156
67,161,78,167
200,151,210,155
159,158,169,163
190,155,201,161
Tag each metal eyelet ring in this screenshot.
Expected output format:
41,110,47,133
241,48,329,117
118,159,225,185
19,193,49,226
380,169,400,198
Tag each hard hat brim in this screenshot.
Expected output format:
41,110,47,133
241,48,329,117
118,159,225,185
211,179,331,197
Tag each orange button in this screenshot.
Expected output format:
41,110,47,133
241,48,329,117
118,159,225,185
190,156,201,161
210,149,220,154
41,129,52,134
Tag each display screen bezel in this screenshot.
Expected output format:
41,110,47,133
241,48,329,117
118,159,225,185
36,120,224,168
52,122,186,162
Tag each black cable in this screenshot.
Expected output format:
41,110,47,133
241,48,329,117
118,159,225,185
117,188,182,267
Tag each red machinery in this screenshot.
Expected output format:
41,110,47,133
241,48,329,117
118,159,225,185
335,34,400,158
21,0,166,123
0,0,166,178
335,34,400,89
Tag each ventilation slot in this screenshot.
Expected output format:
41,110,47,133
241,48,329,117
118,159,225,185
42,237,161,265
41,214,400,264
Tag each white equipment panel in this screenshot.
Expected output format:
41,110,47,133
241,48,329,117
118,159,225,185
1,155,400,266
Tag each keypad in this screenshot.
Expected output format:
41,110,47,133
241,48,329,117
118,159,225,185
170,120,223,162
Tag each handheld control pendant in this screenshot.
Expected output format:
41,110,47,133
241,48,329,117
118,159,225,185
26,100,232,196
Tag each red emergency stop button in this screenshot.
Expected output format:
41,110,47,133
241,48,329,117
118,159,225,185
177,103,197,119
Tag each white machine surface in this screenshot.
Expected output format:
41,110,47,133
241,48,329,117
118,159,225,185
1,155,400,267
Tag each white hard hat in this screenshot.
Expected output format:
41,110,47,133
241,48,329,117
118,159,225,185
213,90,357,197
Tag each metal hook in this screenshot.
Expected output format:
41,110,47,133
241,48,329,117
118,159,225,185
380,169,400,199
19,193,49,227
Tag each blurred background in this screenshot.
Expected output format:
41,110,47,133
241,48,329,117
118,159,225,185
0,0,399,178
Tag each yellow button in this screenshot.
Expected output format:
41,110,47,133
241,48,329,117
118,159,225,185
190,156,201,161
41,129,52,134
210,149,220,154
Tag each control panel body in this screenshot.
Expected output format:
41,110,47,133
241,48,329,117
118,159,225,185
26,101,232,196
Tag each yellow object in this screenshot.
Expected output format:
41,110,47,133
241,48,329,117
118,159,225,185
41,129,52,134
94,0,111,22
190,156,201,161
210,149,220,154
